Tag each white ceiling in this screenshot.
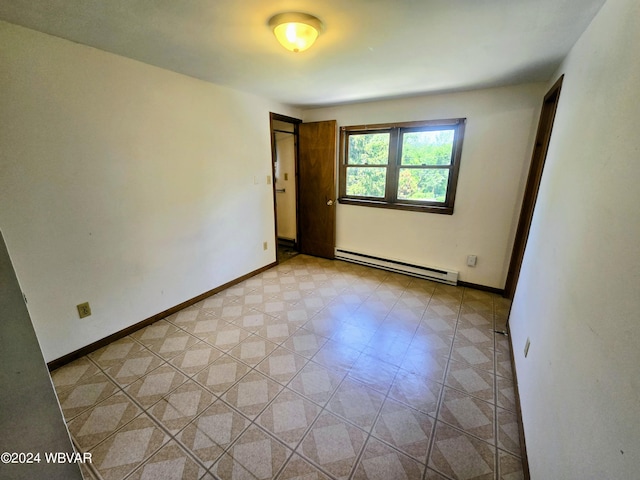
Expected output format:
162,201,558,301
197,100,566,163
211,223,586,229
0,0,606,108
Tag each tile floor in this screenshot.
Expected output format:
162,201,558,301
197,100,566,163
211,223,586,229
51,255,524,480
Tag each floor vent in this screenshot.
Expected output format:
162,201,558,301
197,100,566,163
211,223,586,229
335,249,458,285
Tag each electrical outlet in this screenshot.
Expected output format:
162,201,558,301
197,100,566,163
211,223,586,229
467,255,477,267
77,302,92,319
263,241,268,251
524,337,531,357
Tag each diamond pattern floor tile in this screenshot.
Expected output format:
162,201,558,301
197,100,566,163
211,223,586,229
89,414,169,480
149,379,216,433
51,255,525,480
193,354,250,397
299,411,367,479
352,436,425,480
213,425,291,480
124,364,188,408
429,421,496,480
256,387,320,448
57,370,119,420
222,371,283,419
372,397,434,463
126,441,205,480
177,400,249,467
327,377,385,431
68,391,141,451
439,387,495,444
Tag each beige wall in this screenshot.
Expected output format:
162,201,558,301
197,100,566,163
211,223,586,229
0,21,299,361
302,84,545,288
509,0,640,477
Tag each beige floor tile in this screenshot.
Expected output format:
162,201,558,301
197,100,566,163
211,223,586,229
52,256,526,480
168,342,224,377
89,414,169,480
400,349,449,383
419,314,457,336
410,331,454,358
256,346,308,385
213,425,291,480
277,453,332,480
222,370,283,419
51,356,100,395
352,436,425,480
497,407,521,456
445,360,495,404
228,336,278,367
388,370,442,417
126,441,205,480
428,421,495,480
181,317,224,338
451,335,495,373
498,449,524,480
327,377,385,431
424,467,451,479
496,376,517,412
228,311,272,334
124,364,187,408
256,387,320,448
201,323,252,352
130,320,180,345
288,361,346,406
149,380,216,433
347,353,400,394
57,370,119,420
457,311,494,332
281,328,328,359
177,400,249,468
372,397,434,463
193,354,250,397
103,349,165,388
439,387,495,444
144,332,201,361
254,317,299,345
311,339,361,371
299,411,367,479
68,391,141,451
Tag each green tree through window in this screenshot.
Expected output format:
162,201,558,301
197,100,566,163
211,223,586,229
339,118,465,214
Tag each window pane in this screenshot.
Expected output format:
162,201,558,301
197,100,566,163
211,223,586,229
397,168,449,202
348,133,390,165
346,167,387,197
401,130,454,166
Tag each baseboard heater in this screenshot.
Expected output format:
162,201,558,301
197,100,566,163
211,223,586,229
335,249,458,285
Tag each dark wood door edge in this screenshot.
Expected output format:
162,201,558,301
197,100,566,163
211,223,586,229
504,75,564,299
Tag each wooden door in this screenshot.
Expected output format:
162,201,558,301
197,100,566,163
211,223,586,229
504,76,563,299
298,120,337,259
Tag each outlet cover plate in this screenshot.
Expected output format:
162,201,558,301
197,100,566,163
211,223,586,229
77,302,92,318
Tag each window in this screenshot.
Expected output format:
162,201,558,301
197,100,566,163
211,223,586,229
339,118,466,214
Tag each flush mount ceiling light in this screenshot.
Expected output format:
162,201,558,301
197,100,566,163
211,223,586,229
268,12,323,53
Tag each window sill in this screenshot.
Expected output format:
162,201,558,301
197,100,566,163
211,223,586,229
338,197,454,215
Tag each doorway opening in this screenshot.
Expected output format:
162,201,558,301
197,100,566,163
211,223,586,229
504,75,564,300
270,113,301,263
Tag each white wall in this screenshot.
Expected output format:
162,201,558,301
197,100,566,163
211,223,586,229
274,133,297,241
0,21,299,361
508,0,640,477
303,84,545,288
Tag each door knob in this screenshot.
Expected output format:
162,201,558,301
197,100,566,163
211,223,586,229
326,199,334,206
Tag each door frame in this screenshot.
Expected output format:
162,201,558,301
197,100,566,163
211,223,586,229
269,112,302,264
504,75,564,299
